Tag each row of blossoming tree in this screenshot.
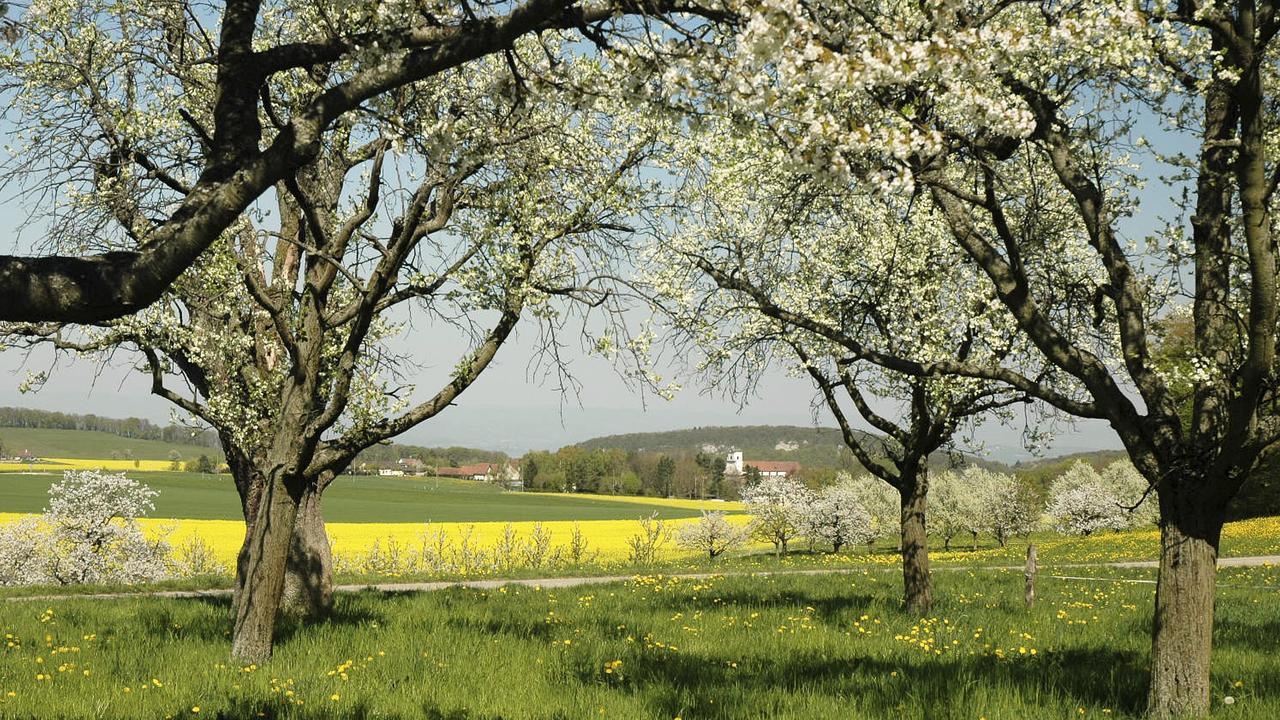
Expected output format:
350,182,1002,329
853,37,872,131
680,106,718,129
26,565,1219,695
0,0,1276,716
733,461,1158,559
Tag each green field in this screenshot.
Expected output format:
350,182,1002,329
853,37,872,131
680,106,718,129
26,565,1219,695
1,567,1275,719
0,473,714,522
0,427,219,462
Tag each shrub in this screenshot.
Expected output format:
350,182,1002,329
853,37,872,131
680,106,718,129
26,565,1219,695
626,514,670,565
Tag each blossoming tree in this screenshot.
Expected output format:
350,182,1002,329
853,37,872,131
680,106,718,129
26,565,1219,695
7,39,660,662
740,475,811,555
798,480,875,553
0,0,721,322
645,123,1042,613
0,470,170,586
645,0,1280,712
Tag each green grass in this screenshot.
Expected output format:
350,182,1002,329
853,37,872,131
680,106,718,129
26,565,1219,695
0,568,1275,719
0,473,713,522
0,427,219,461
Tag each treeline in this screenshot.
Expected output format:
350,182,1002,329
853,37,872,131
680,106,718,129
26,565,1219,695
0,407,219,447
354,443,508,468
518,447,845,499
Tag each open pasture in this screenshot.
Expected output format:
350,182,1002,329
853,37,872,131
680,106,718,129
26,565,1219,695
0,567,1275,719
0,427,216,462
0,472,741,522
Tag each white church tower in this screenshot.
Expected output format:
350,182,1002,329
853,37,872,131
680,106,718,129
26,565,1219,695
725,450,744,475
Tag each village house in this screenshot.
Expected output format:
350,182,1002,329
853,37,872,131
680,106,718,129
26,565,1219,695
436,462,520,483
723,450,800,479
397,457,426,474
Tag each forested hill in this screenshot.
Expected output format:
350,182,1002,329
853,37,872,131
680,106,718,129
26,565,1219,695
576,425,887,471
574,425,1014,473
0,407,219,449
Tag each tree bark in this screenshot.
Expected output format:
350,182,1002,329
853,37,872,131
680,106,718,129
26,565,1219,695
1147,498,1223,719
281,482,334,619
230,469,302,664
899,478,933,615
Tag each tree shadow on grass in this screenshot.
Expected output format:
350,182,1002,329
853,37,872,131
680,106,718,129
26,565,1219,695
640,586,887,629
129,593,386,645
209,696,583,720
1213,615,1280,654
569,644,1150,720
273,605,386,644
442,612,558,642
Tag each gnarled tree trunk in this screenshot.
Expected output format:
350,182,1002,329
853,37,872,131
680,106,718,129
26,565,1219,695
230,469,302,664
1147,487,1223,719
281,479,334,619
899,474,932,615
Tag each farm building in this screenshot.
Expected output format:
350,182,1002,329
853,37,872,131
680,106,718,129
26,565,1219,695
724,450,800,479
436,462,520,482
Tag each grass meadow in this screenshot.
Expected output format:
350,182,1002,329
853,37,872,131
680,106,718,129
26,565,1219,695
1,567,1276,719
0,473,736,522
0,465,1277,718
0,427,216,461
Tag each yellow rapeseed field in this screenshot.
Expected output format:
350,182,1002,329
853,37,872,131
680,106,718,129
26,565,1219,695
0,458,173,472
0,512,756,568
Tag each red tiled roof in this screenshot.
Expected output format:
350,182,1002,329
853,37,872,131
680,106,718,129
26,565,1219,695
436,464,494,476
745,460,801,474
438,463,515,477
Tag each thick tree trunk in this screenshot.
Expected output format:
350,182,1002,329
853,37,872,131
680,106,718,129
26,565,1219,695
899,479,932,615
281,482,334,619
230,470,302,664
1147,503,1223,719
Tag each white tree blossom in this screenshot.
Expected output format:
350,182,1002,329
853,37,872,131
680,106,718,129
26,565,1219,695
1046,462,1126,536
675,511,751,560
741,476,813,555
929,470,987,550
0,470,170,586
0,517,51,586
798,480,875,552
977,470,1038,547
1102,461,1160,529
839,473,900,544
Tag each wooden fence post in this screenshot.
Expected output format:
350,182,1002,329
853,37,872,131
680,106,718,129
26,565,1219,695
1024,543,1037,608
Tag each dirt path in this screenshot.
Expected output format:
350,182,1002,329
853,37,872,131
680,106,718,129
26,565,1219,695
5,555,1278,603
